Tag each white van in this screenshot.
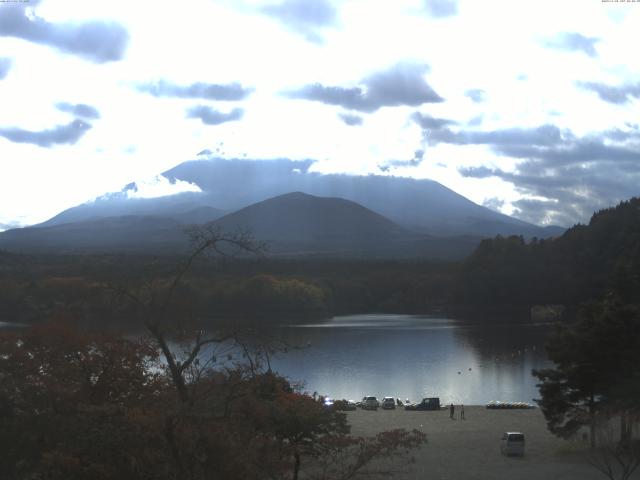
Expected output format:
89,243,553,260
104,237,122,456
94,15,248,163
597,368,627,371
501,432,525,456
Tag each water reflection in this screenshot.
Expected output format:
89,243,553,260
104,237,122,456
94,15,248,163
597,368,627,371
0,321,27,329
1,315,551,405
269,314,552,405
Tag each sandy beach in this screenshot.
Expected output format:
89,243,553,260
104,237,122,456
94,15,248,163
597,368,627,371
346,406,636,480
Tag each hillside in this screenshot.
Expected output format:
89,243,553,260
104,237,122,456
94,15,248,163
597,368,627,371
213,191,405,247
0,216,189,254
40,158,564,239
456,197,640,309
211,192,481,258
0,192,481,259
40,194,224,227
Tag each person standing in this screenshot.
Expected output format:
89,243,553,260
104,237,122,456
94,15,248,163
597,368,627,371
460,404,465,420
449,403,455,419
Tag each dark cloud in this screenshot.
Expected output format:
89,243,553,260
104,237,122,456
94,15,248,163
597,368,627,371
577,81,640,105
186,106,244,125
544,32,600,57
338,112,363,126
0,57,12,79
0,1,128,63
602,127,640,142
381,149,425,169
424,0,458,18
430,124,569,147
465,89,486,103
458,165,496,178
286,63,443,112
494,137,640,166
261,0,337,43
137,80,252,101
452,124,640,226
56,102,100,119
0,119,91,147
411,112,457,129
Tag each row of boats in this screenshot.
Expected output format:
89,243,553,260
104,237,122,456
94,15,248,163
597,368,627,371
486,401,535,409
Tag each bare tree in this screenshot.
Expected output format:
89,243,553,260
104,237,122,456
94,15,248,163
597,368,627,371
587,413,640,480
110,225,266,404
105,225,428,480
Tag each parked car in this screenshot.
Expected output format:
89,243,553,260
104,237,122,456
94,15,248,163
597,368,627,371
361,396,380,410
501,432,525,456
381,397,396,409
404,397,440,411
332,399,357,411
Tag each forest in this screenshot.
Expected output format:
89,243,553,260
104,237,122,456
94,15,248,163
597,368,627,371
1,197,639,327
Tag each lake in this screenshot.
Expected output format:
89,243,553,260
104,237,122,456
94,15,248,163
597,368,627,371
0,314,553,406
268,314,553,405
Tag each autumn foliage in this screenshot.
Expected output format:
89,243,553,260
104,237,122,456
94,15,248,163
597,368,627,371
0,323,426,480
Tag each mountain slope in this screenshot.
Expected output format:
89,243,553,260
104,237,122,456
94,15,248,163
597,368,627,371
213,192,406,246
211,192,480,258
0,192,481,259
163,158,560,238
40,193,222,227
41,157,563,238
0,216,190,253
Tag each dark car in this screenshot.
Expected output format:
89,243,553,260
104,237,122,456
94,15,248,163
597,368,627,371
404,397,440,411
381,397,396,409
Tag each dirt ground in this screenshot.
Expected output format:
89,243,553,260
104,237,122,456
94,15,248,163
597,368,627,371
345,406,638,480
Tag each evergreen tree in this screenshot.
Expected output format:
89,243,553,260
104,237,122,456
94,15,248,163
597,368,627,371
533,297,640,448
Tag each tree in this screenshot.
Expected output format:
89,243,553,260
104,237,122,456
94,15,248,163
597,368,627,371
101,224,428,480
533,297,640,449
586,414,640,480
0,322,165,480
0,322,427,480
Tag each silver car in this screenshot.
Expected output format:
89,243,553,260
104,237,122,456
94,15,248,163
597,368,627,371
361,396,380,410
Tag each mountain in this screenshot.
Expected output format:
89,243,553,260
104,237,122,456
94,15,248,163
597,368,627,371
165,206,225,224
40,193,223,227
0,192,481,259
213,192,407,249
0,216,190,254
209,192,474,257
39,157,564,238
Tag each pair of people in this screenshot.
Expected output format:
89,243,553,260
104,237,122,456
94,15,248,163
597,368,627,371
449,403,465,419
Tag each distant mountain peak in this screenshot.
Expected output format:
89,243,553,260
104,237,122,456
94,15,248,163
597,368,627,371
32,157,562,239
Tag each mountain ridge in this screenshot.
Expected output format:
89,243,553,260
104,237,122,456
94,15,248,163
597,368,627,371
0,192,481,259
38,158,564,239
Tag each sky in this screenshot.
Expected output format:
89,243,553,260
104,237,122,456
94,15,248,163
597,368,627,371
1,0,639,230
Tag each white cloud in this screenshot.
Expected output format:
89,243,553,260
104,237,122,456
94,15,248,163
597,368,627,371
1,0,639,227
125,175,202,199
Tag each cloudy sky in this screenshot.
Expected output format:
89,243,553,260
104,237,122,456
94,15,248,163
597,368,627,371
1,0,639,230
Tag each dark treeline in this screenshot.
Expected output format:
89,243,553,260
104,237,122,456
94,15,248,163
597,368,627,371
455,197,640,315
0,252,455,328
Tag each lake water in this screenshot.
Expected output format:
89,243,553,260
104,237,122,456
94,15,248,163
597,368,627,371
0,314,553,406
268,314,553,405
